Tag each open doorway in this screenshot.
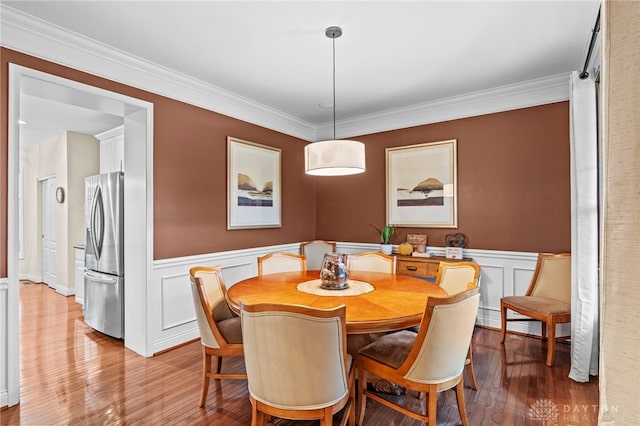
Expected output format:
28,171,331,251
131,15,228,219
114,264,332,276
7,64,154,406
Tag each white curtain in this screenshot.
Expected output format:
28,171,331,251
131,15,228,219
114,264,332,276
568,71,599,382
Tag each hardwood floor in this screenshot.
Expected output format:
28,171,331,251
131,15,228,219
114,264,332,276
1,282,598,425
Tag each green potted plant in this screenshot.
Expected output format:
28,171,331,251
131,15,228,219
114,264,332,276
371,224,396,255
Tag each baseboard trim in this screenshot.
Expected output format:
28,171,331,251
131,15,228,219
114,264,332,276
153,329,200,355
19,274,42,283
55,286,75,297
0,390,8,408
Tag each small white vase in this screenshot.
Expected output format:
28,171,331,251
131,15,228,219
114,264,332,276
380,244,393,255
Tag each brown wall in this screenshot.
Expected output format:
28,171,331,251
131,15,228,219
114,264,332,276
1,47,570,275
152,100,317,258
315,102,571,253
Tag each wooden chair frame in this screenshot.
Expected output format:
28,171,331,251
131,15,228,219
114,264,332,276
435,261,481,390
189,266,246,407
356,288,480,426
241,303,355,426
499,253,571,367
257,252,307,276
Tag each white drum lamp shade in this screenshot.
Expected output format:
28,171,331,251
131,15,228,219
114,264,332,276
304,140,366,176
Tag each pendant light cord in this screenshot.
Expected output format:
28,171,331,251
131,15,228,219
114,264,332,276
332,35,336,140
325,26,342,140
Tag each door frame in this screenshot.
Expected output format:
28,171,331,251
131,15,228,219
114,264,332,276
7,64,154,406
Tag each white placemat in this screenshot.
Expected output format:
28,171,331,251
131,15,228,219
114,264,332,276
297,279,374,296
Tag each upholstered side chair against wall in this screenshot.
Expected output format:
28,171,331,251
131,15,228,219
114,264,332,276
346,251,396,274
356,288,480,426
240,303,355,426
189,266,246,407
500,252,571,367
300,240,337,270
435,261,482,390
257,252,307,276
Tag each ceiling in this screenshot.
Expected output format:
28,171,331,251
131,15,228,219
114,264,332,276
3,1,600,146
19,92,125,148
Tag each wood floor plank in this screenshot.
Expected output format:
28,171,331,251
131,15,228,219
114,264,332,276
1,282,599,425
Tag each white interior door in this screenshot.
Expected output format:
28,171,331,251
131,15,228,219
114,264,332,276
41,176,57,288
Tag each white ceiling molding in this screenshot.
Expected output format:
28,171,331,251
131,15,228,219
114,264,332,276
94,125,125,141
1,4,570,143
314,73,570,141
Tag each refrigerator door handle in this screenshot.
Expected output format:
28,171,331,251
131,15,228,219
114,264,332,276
90,186,105,258
84,270,118,284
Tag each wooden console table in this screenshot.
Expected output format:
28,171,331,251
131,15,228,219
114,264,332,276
395,255,473,280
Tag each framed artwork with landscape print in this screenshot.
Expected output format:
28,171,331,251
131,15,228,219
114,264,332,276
227,137,281,229
386,139,458,228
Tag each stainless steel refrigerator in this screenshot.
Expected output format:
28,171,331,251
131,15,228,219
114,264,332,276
84,171,124,339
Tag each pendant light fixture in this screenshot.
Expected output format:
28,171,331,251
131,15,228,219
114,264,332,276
304,26,366,176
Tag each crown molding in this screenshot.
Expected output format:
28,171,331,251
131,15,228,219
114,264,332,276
94,125,125,141
314,73,570,141
2,5,570,144
0,5,315,141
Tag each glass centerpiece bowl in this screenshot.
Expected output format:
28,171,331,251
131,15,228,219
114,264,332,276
320,253,349,290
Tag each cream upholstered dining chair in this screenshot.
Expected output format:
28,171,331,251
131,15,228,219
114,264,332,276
500,252,571,367
257,252,307,276
435,261,482,390
300,240,337,270
435,261,481,294
240,302,355,426
346,251,396,274
189,266,246,407
356,288,480,426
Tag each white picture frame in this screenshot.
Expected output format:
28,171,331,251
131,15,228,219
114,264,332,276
227,137,281,229
386,139,458,228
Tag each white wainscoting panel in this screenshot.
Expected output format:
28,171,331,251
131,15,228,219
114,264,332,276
513,266,537,297
160,273,195,331
150,244,569,354
477,263,505,312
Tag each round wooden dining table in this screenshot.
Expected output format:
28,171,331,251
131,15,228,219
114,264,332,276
225,270,447,334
